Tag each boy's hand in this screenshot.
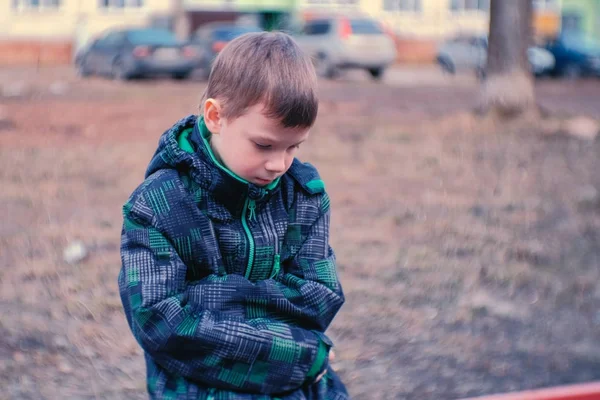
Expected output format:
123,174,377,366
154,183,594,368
315,350,335,382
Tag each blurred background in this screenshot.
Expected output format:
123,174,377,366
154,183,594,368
1,0,599,399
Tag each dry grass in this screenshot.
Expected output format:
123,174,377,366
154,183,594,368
1,72,600,399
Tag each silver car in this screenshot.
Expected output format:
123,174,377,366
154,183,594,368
293,14,397,80
437,35,555,78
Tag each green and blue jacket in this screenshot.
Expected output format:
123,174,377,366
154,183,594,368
118,115,347,399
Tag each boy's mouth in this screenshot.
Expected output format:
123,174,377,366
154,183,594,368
255,177,274,185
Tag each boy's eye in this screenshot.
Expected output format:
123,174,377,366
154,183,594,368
254,142,271,150
290,144,300,150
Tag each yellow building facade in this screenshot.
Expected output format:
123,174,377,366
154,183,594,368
364,0,489,38
0,0,561,65
0,0,173,40
299,0,560,62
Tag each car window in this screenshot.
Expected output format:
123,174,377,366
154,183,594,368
349,19,383,35
212,26,262,41
562,34,600,52
193,28,211,42
93,32,124,49
127,29,179,46
303,19,331,35
94,35,109,49
90,38,103,49
451,36,470,45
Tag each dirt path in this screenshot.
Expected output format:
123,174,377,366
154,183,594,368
1,68,599,399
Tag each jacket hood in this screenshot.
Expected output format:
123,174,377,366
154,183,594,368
145,115,326,211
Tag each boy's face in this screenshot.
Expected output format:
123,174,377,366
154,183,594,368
204,101,310,187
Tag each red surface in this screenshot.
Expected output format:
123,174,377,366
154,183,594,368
462,382,600,400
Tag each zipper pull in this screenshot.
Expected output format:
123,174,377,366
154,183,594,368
247,199,256,222
269,254,281,279
207,388,215,400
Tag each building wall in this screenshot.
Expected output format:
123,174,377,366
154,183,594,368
294,0,561,63
237,0,295,12
297,0,559,40
183,0,295,12
0,0,78,40
0,0,301,65
362,0,489,39
0,0,173,65
81,0,172,39
297,0,360,11
560,0,600,37
0,0,173,40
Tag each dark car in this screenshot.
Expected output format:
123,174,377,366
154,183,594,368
545,33,600,78
77,28,199,80
190,23,262,79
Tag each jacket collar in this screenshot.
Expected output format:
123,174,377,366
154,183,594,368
186,116,280,213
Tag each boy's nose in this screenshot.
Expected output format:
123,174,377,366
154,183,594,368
265,155,286,173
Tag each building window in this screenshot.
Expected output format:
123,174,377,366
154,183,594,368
562,12,583,33
99,0,144,9
533,0,557,11
12,0,61,11
305,0,357,4
384,0,422,12
450,0,488,12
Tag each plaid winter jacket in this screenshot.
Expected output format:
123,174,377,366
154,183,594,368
118,115,348,400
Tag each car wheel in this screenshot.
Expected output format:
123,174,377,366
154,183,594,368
437,56,455,74
77,57,92,78
563,63,582,80
172,72,191,81
111,59,130,81
368,67,384,81
475,66,487,81
314,53,337,79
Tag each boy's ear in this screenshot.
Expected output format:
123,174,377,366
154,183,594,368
203,98,222,134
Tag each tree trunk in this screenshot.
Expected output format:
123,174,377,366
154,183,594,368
171,0,191,41
478,0,536,117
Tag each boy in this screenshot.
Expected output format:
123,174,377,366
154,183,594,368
118,32,348,399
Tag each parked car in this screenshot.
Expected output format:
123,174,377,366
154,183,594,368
437,35,555,78
545,33,600,78
77,28,199,80
293,14,397,80
527,46,557,76
190,23,263,78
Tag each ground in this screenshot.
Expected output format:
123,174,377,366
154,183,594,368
1,66,599,400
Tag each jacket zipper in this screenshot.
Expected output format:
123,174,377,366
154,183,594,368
242,198,256,279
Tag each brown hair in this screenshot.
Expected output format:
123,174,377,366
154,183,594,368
201,31,318,129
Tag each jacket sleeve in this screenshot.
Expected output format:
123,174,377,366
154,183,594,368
265,201,345,333
118,202,328,394
239,200,345,380
196,201,345,381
